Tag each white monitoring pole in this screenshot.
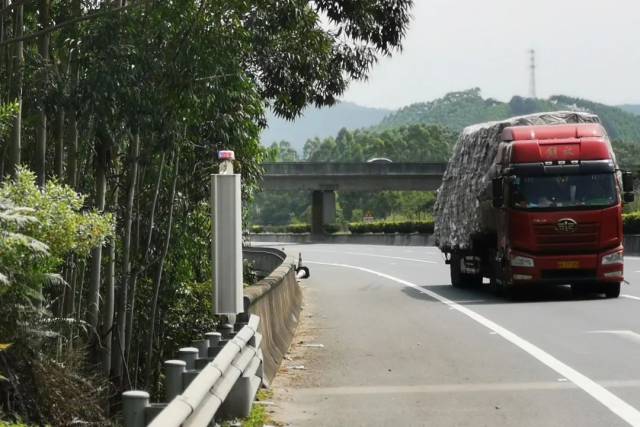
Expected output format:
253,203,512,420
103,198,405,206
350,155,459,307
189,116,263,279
211,150,243,315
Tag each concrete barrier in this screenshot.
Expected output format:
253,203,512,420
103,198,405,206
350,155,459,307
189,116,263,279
243,248,301,386
249,233,436,246
243,246,287,278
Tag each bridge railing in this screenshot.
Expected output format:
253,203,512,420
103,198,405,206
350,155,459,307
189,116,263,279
122,315,263,427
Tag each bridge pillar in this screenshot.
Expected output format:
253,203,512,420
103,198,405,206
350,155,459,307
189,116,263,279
311,190,336,235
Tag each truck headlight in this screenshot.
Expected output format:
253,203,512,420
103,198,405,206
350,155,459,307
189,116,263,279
511,255,534,267
602,250,623,266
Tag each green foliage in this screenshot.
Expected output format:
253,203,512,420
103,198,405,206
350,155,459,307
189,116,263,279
377,88,511,132
348,219,434,234
248,190,309,226
376,89,640,148
304,124,456,162
0,102,18,139
250,223,311,233
287,224,311,233
0,0,414,411
0,167,113,263
243,259,258,286
265,141,300,162
323,223,341,234
0,167,113,343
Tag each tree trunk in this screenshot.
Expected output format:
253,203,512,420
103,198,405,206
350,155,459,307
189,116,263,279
35,0,50,186
53,108,64,178
86,138,108,341
7,4,23,174
125,152,164,362
63,254,76,317
112,132,139,383
144,149,179,387
101,183,118,377
67,0,81,188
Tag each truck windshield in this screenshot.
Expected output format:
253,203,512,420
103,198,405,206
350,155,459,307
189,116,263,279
511,173,617,210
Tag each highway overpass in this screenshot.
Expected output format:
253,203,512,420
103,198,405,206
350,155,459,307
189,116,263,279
261,162,447,234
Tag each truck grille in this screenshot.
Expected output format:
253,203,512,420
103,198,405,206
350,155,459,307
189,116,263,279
533,222,599,252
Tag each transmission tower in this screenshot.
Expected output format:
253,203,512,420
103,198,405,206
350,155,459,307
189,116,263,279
528,49,537,99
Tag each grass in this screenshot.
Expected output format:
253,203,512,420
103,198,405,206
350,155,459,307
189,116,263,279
243,389,276,427
221,389,279,427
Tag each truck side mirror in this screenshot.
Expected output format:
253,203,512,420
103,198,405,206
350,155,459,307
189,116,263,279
624,192,635,203
492,177,504,208
622,171,634,193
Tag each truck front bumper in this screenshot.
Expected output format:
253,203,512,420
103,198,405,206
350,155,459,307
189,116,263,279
510,246,624,285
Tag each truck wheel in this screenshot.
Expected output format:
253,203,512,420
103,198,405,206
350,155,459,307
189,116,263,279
450,254,482,288
450,254,464,288
603,282,621,298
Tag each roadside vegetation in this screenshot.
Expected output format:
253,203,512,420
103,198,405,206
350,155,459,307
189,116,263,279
0,1,412,423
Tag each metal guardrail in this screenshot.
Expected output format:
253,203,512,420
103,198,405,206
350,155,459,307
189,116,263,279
122,315,263,427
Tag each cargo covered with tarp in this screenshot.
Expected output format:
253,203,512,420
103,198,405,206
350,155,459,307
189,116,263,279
434,111,602,251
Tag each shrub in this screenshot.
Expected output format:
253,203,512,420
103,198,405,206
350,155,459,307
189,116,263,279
286,224,311,233
623,212,640,234
250,225,263,233
348,220,434,234
323,223,341,234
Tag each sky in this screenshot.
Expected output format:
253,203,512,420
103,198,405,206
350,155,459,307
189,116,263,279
341,0,640,109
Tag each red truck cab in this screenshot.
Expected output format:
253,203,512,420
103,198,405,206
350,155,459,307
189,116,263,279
487,123,634,297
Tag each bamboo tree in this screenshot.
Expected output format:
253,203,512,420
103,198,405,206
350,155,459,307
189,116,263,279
101,183,118,376
35,0,50,186
144,148,179,387
112,131,139,382
53,108,64,177
125,151,164,364
7,3,23,174
86,133,109,341
67,0,81,188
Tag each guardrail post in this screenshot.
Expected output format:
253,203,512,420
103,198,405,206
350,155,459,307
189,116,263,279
206,331,221,347
219,323,234,339
178,347,199,370
122,391,149,427
206,332,223,358
164,360,186,401
193,339,209,358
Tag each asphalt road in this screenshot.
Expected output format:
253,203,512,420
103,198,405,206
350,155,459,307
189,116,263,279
260,243,640,427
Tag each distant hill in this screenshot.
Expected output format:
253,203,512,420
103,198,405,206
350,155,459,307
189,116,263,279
377,88,640,143
619,105,640,115
261,101,392,151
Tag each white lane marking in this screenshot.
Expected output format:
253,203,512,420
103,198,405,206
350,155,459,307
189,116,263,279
622,294,640,301
308,260,640,427
589,330,640,344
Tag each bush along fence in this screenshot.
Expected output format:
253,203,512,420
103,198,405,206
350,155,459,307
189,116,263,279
250,220,434,235
251,214,640,235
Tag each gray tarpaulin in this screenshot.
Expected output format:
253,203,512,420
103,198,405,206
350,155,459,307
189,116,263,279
434,111,602,251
